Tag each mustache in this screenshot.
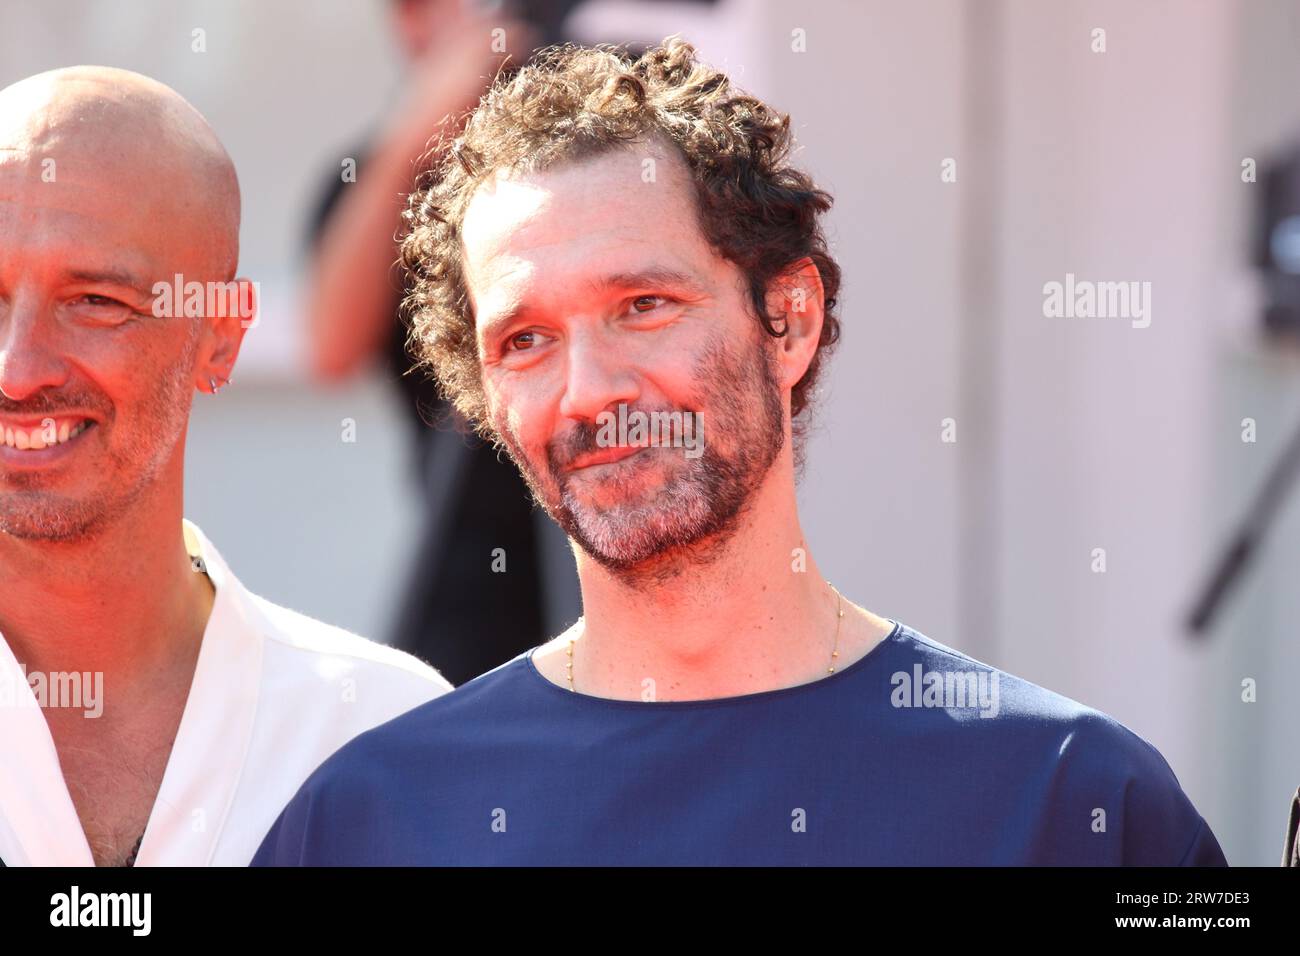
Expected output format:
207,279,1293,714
551,419,600,466
546,404,697,470
0,389,109,417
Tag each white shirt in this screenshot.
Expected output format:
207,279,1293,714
0,520,452,866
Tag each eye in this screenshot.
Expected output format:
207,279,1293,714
69,293,136,323
79,294,126,308
629,295,666,314
506,329,539,351
499,326,555,359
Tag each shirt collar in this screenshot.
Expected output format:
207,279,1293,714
133,520,263,865
0,520,264,866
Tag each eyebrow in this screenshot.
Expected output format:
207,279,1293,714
65,268,156,300
479,267,708,343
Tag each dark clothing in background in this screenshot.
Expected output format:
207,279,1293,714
1284,786,1300,866
309,150,554,687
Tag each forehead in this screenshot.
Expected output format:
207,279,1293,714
0,114,219,281
0,150,200,280
460,141,713,308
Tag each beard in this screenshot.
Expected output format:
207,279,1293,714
499,329,786,585
0,340,197,542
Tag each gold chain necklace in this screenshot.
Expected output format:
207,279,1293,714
565,584,845,693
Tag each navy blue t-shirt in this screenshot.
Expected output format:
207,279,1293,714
251,620,1228,865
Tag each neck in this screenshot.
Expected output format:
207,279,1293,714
564,450,858,701
0,478,213,697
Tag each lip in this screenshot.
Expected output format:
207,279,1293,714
0,419,98,471
567,444,647,472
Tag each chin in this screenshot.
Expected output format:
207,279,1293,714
0,492,116,542
0,515,99,542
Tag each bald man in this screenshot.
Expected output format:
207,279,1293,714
0,66,452,866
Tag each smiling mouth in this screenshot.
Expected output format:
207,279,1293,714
0,418,97,451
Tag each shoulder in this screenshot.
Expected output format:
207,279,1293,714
322,650,535,760
891,621,1173,764
185,518,449,701
886,621,1102,727
308,139,372,240
278,651,535,787
889,621,1225,864
248,587,452,691
892,622,1137,728
251,654,536,865
247,590,452,702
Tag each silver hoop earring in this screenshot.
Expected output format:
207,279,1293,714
209,376,221,395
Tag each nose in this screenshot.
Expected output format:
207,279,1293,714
0,293,71,401
558,330,641,425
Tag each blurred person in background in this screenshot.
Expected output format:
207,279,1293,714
306,0,588,685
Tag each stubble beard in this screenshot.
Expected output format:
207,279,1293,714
500,332,787,586
0,340,197,543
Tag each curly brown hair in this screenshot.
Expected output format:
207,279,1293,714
398,34,842,453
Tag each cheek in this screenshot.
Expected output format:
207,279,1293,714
66,336,144,398
643,353,711,414
501,401,548,457
641,315,741,402
488,374,553,446
74,324,194,410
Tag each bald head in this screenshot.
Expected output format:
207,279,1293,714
0,67,252,543
0,65,240,277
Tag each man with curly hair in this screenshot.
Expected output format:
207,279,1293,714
254,37,1227,865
